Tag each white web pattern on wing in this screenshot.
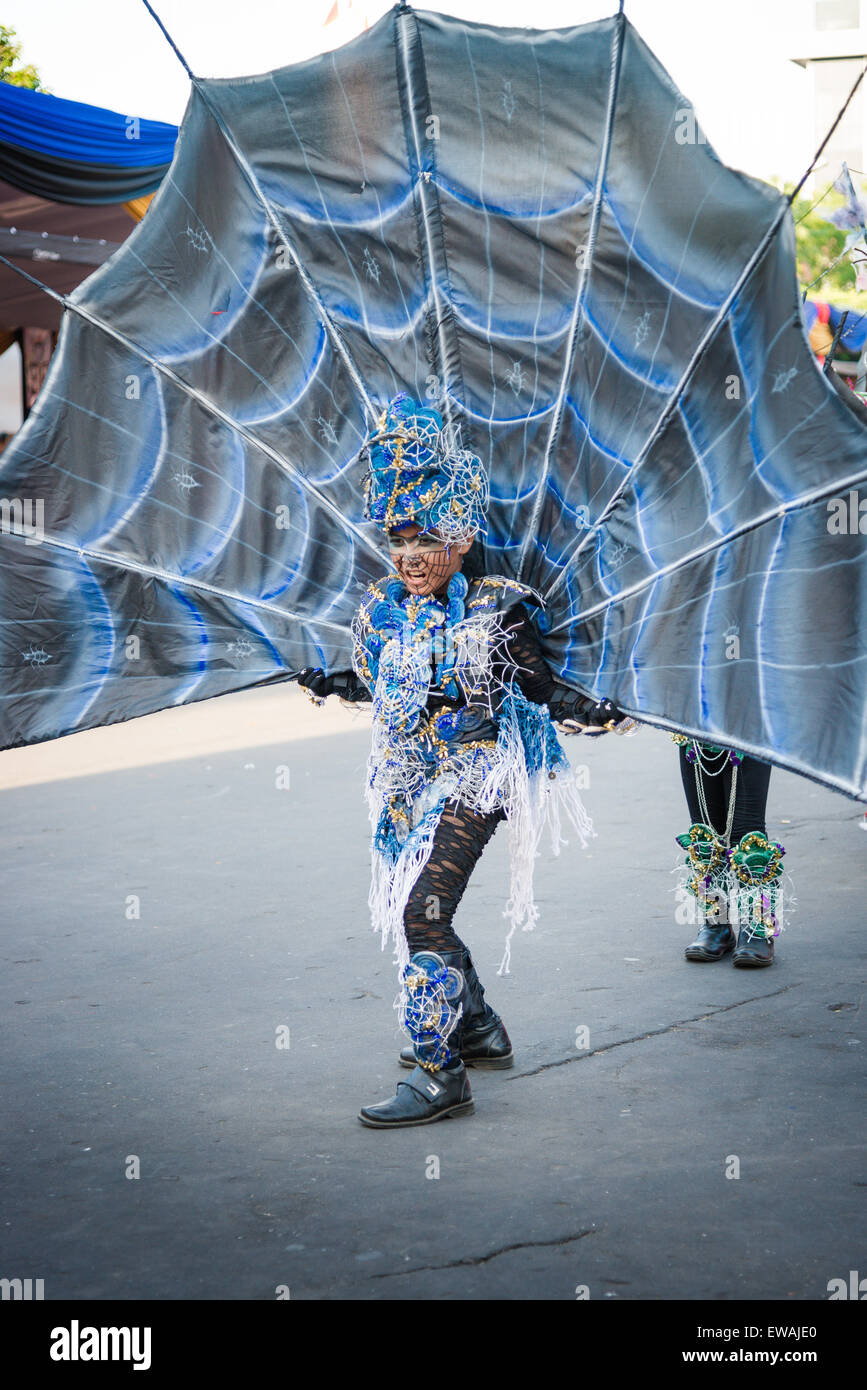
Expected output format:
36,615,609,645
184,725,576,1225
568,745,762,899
1,8,865,792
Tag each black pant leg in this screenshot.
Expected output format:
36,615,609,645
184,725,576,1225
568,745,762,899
729,756,772,841
679,742,730,835
679,743,771,842
404,802,505,954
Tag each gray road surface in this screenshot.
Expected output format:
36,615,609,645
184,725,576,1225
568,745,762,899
1,689,864,1300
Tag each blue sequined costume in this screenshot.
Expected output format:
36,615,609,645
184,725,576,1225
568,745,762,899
350,564,595,977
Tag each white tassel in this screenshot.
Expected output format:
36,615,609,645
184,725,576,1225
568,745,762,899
492,718,595,975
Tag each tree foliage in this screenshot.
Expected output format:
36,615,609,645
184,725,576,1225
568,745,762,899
0,24,47,92
773,176,867,309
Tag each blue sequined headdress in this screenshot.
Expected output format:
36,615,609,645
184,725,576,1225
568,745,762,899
360,392,489,542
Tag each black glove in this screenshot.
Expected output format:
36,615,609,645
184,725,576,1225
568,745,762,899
583,696,626,728
293,668,369,702
551,689,626,731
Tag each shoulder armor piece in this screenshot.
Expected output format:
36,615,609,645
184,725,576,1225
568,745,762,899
465,574,544,616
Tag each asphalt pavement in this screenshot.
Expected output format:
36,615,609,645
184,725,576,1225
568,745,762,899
1,686,864,1300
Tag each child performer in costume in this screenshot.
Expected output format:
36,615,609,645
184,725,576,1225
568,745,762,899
296,394,624,1128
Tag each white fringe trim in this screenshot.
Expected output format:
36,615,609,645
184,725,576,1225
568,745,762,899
475,696,595,974
365,699,595,982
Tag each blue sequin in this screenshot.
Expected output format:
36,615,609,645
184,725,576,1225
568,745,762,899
384,577,405,604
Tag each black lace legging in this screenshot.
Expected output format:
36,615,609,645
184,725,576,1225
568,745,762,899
679,743,771,843
403,801,506,954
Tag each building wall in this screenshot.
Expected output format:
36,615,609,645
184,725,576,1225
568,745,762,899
790,0,867,189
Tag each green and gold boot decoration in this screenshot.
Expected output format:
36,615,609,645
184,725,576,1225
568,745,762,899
676,822,737,960
676,822,730,920
729,830,786,963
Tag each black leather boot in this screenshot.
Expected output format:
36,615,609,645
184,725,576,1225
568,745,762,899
398,947,513,1069
732,922,774,967
684,920,736,962
358,1060,474,1128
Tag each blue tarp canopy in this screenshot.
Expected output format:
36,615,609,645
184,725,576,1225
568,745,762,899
0,80,177,204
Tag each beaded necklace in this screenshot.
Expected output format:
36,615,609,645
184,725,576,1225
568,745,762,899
672,734,742,848
362,571,470,735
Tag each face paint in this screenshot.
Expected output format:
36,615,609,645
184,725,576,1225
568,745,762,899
387,526,464,596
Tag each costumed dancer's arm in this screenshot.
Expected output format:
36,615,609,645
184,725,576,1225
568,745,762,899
292,581,386,706
503,604,625,732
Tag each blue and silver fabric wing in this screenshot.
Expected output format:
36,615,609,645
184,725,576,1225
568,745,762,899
1,5,865,799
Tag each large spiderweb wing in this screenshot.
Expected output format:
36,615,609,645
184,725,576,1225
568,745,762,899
401,9,867,801
1,5,865,803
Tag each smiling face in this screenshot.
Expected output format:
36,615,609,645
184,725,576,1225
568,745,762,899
386,521,472,596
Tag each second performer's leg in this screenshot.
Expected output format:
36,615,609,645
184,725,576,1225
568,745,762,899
728,756,777,968
679,744,737,962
